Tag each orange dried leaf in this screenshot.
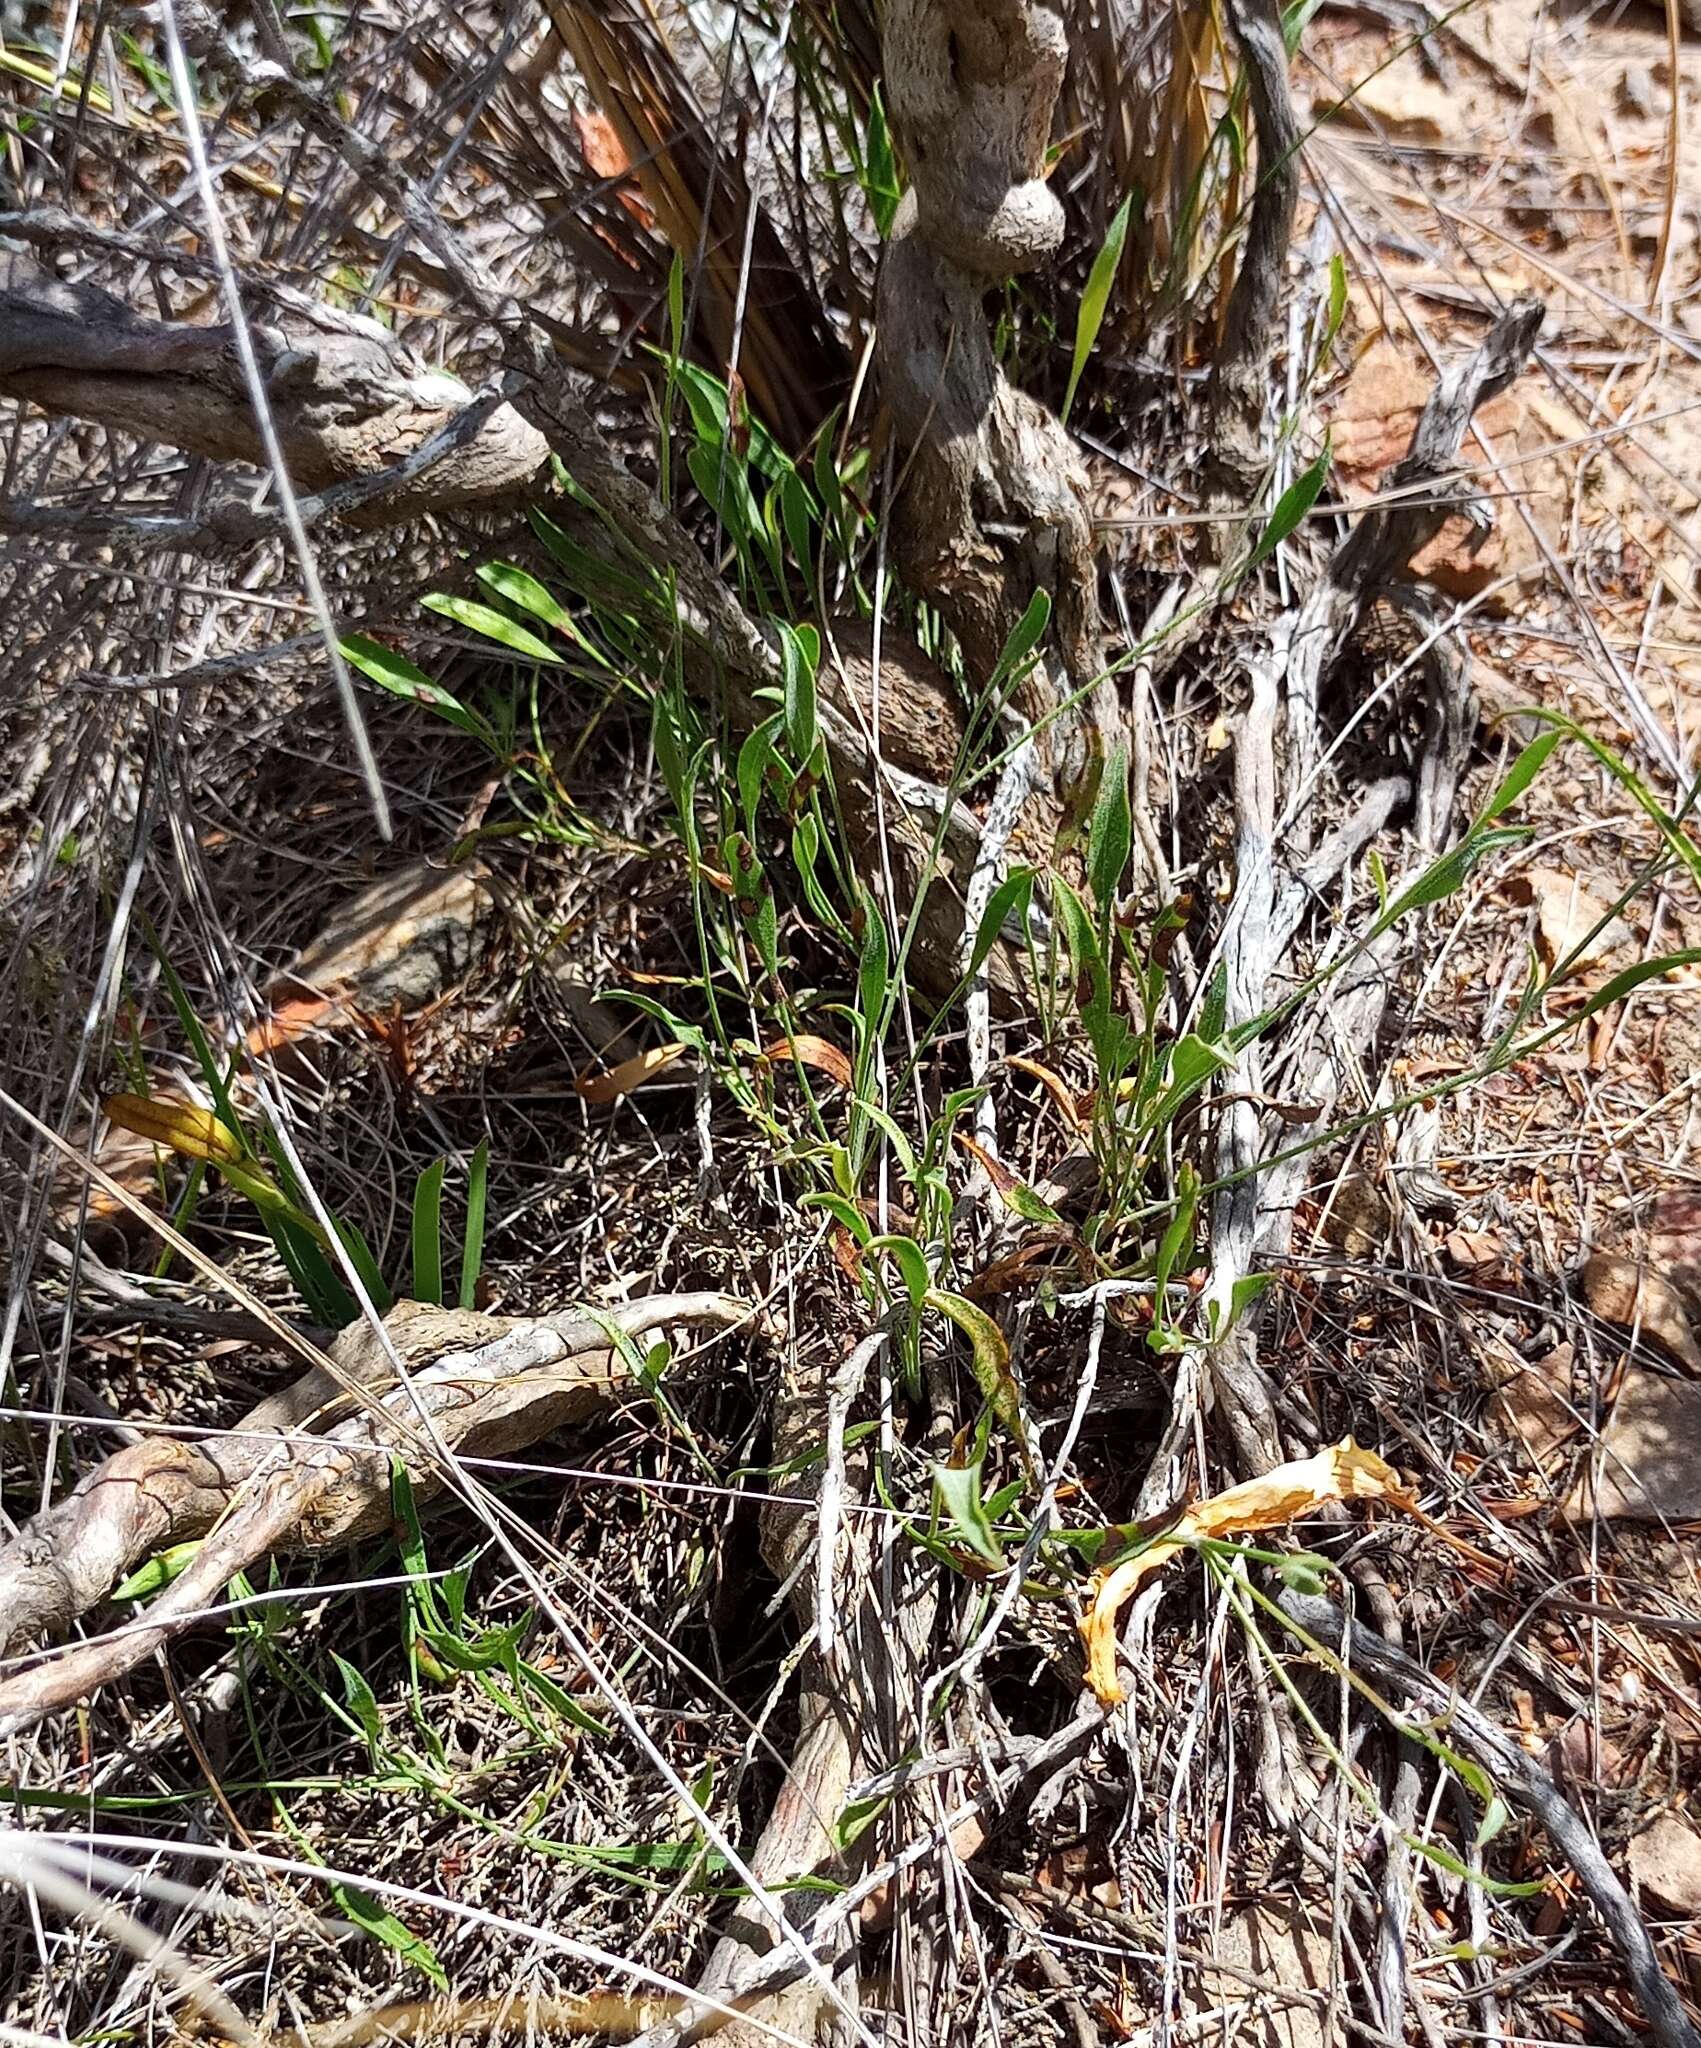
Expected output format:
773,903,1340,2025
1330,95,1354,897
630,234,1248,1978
245,991,340,1056
956,1132,1019,1199
1081,1440,1415,1705
1006,1055,1087,1133
760,1034,853,1089
102,1093,244,1166
574,1041,687,1105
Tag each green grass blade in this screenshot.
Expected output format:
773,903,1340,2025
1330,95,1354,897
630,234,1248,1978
459,1139,490,1309
412,1158,446,1306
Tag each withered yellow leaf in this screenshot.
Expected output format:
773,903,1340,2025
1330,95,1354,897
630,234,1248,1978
1081,1439,1415,1705
103,1093,244,1166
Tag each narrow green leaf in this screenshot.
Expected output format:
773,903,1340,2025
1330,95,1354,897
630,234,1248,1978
798,1190,872,1244
934,1461,1005,1569
862,83,901,238
340,634,491,743
967,867,1035,977
411,1158,445,1307
928,1289,1027,1450
458,1139,490,1310
475,561,574,632
987,590,1052,701
1478,728,1564,823
113,1540,202,1601
333,1653,385,1764
868,1233,930,1309
780,621,820,766
332,1883,448,1987
1247,439,1331,569
422,594,562,665
1087,747,1132,915
1063,193,1133,424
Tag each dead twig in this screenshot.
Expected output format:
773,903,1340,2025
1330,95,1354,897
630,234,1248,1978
0,1294,755,1733
1277,1590,1701,2048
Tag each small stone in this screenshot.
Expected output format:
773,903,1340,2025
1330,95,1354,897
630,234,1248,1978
1581,1252,1701,1375
1490,1344,1576,1467
279,859,494,1011
1201,1905,1343,2047
1630,1816,1701,1917
1568,1370,1701,1522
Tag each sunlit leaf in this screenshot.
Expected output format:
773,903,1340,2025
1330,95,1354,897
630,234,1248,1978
1063,193,1132,424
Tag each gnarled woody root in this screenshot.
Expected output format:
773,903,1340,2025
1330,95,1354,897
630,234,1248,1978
0,1293,754,1735
875,0,1126,808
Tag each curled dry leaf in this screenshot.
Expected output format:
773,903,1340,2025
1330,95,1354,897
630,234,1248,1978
573,1041,687,1105
760,1034,854,1089
1081,1439,1418,1705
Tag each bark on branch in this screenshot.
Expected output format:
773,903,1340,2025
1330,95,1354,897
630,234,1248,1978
0,1293,754,1734
0,261,549,523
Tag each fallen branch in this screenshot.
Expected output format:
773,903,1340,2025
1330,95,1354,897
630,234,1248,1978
1208,0,1303,497
1277,1590,1701,2048
0,1293,753,1734
1200,296,1544,1472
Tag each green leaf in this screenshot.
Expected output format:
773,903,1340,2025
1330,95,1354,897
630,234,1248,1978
868,1232,930,1309
475,561,574,633
422,594,562,665
515,1657,612,1739
458,1139,489,1310
856,890,890,1034
1372,827,1528,934
331,1216,392,1316
928,1289,1027,1450
333,1653,385,1765
1476,1793,1511,1850
986,589,1052,702
779,621,820,767
1320,253,1348,368
934,1460,1005,1569
528,507,653,604
1087,747,1132,915
1478,729,1563,823
799,1190,872,1244
411,1158,445,1307
331,1883,448,1988
967,867,1034,977
1209,1270,1274,1340
1063,193,1132,424
862,83,901,238
112,1540,202,1601
1275,1551,1329,1596
833,1788,892,1852
737,717,782,837
1247,439,1331,570
1198,961,1229,1044
1005,1181,1063,1227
